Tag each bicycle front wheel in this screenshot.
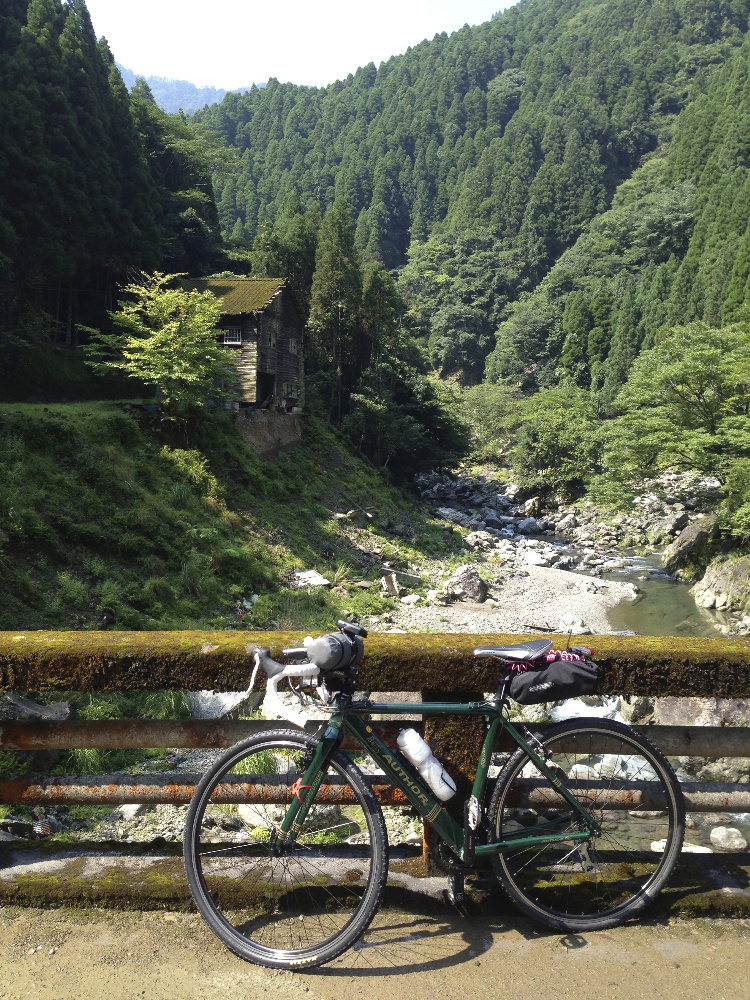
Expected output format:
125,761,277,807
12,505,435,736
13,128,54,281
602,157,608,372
183,728,388,970
489,718,684,931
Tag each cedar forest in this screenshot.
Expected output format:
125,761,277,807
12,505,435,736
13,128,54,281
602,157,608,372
3,0,750,630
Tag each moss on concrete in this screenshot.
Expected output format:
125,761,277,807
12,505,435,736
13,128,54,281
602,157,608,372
0,856,191,911
2,630,750,697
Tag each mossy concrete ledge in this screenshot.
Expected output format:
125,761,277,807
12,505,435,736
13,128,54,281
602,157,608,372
1,631,750,697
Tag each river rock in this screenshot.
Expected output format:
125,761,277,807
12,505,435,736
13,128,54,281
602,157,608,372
400,593,422,605
618,696,655,724
558,611,591,635
116,805,147,821
651,838,712,853
186,689,255,719
661,515,718,581
465,530,498,551
426,588,451,605
695,758,750,783
4,694,70,721
483,514,510,530
653,697,750,727
517,517,539,534
524,549,553,567
293,569,331,587
691,554,750,611
710,826,748,851
444,565,488,602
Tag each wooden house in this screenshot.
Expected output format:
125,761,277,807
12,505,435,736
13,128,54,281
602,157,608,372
184,277,304,409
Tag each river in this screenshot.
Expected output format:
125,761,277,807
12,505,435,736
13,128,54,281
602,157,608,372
603,554,721,638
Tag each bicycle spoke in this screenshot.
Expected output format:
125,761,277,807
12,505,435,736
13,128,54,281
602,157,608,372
184,730,387,969
490,719,683,930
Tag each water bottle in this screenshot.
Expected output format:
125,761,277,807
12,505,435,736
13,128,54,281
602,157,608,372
397,728,457,802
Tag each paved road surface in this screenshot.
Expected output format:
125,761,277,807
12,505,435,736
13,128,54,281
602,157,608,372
0,906,748,1000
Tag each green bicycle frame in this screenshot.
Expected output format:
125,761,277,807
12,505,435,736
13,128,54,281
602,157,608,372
276,699,598,862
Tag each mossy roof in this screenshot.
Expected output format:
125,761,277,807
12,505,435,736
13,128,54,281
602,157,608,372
184,277,286,315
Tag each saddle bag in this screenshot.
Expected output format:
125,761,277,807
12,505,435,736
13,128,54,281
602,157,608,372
508,654,601,705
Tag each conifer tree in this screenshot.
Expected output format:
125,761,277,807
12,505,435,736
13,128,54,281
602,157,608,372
307,199,363,421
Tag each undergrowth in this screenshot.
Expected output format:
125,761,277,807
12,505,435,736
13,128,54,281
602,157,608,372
0,402,444,631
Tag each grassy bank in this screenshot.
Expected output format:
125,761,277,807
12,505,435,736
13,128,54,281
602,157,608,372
0,402,451,632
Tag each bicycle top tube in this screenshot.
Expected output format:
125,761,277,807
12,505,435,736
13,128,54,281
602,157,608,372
333,695,504,717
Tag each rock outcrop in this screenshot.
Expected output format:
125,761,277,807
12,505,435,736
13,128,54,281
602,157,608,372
691,554,750,611
661,515,718,582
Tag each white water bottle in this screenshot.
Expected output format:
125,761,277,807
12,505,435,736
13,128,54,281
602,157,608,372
397,728,457,802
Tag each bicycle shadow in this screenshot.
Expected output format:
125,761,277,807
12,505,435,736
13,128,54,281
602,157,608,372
309,882,551,977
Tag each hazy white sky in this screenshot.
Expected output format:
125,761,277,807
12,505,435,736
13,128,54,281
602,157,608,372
84,0,506,90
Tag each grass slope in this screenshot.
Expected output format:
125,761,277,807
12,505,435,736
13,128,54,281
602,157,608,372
0,402,450,632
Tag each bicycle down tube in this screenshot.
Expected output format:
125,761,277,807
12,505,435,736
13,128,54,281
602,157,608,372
278,700,598,863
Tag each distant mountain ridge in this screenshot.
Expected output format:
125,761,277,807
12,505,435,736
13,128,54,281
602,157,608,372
116,64,256,113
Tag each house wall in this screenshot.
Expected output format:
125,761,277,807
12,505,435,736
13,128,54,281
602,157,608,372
257,290,304,406
218,286,304,406
219,320,258,403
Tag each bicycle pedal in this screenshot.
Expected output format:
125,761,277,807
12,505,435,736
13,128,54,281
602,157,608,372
445,874,466,909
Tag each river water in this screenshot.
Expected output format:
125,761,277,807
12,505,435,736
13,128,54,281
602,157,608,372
604,555,720,638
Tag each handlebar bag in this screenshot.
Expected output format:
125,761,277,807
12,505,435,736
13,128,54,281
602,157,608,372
508,656,600,705
306,631,363,672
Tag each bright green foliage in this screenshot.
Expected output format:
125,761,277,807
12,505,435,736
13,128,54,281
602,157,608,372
603,323,750,475
84,273,238,412
510,388,601,495
720,457,750,537
462,382,601,495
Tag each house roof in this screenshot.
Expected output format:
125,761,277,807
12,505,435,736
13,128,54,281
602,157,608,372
184,277,286,315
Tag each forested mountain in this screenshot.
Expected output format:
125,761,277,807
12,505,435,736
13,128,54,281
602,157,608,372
484,24,750,399
197,0,750,393
116,65,253,114
0,0,222,357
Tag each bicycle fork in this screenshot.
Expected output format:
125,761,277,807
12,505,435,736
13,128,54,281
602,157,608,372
269,724,343,854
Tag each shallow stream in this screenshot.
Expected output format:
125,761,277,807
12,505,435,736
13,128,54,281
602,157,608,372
605,555,721,638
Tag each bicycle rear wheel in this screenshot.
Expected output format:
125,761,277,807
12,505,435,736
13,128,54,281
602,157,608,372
489,718,684,931
183,728,388,969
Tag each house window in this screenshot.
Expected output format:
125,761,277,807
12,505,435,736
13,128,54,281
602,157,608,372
267,331,277,348
223,328,242,344
289,338,298,355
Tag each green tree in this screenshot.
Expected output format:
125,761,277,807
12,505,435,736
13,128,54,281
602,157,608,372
84,273,237,412
307,199,363,421
510,388,602,496
603,322,750,475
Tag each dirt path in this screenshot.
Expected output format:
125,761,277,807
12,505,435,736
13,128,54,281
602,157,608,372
0,906,748,1000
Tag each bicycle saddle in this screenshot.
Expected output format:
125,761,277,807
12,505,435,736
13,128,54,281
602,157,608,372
472,638,553,663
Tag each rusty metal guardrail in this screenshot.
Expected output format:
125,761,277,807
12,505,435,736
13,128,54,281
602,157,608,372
2,631,750,812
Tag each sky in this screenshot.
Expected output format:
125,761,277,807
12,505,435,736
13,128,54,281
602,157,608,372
83,0,506,91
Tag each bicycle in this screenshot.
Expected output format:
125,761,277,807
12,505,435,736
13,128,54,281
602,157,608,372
183,621,685,970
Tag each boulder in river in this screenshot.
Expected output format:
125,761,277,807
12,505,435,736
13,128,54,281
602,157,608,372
661,515,718,581
710,826,748,851
691,554,750,611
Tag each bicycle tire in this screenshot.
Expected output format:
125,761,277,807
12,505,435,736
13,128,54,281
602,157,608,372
488,718,684,931
183,728,388,970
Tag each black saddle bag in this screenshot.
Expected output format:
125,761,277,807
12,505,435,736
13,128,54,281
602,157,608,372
508,656,600,705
